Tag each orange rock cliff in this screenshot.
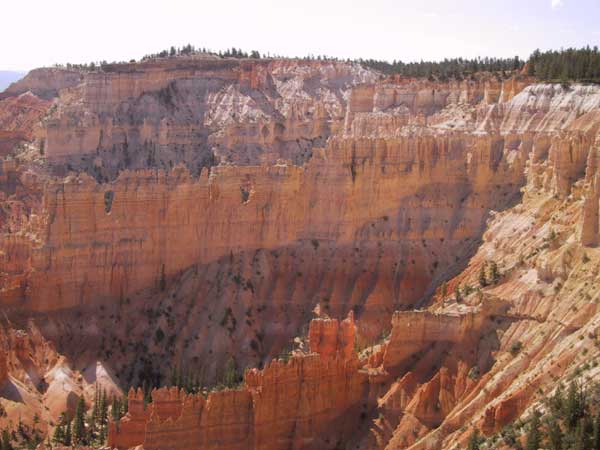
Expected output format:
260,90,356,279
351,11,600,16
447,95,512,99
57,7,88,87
108,314,366,450
2,56,600,450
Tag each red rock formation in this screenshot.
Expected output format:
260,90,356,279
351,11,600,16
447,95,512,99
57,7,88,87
382,302,499,373
581,173,599,246
4,130,525,318
308,311,356,359
0,321,122,440
3,57,600,450
109,316,367,450
581,136,600,246
0,91,50,155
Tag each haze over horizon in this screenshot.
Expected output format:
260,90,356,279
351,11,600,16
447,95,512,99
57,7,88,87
2,0,599,71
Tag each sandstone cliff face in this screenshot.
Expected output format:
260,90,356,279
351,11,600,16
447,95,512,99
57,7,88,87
40,59,376,177
360,127,600,449
109,315,367,450
382,306,491,373
3,57,600,450
308,311,356,359
5,129,526,319
0,126,527,390
9,65,592,328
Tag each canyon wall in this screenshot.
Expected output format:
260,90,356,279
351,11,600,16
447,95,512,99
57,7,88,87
3,57,600,449
4,62,575,325
108,315,368,450
13,131,523,317
358,126,600,449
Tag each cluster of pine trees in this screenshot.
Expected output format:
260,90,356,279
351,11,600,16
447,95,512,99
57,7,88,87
0,388,127,450
141,44,348,62
357,47,600,83
168,365,205,395
53,44,600,85
168,358,240,397
527,47,600,83
51,387,126,448
0,430,13,450
479,260,501,288
141,45,262,61
133,359,240,408
0,415,43,450
360,56,524,80
468,379,600,449
442,260,502,303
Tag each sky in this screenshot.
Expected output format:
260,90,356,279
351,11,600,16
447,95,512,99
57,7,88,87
2,0,599,71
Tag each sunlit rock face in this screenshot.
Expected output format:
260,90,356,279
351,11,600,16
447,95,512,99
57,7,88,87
108,315,367,450
3,55,600,449
1,64,539,318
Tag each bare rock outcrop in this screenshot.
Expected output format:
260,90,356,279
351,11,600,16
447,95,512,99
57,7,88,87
308,311,356,359
109,317,367,450
0,91,50,155
0,322,122,438
0,67,83,100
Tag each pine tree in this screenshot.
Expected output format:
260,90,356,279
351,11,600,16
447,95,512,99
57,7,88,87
593,411,600,450
111,396,122,421
526,410,542,450
490,261,500,284
64,420,72,446
455,284,462,302
93,384,100,421
548,384,565,416
184,369,193,393
546,416,563,450
98,389,108,443
72,396,86,444
193,370,203,394
89,386,99,442
479,264,488,287
170,365,179,387
99,389,108,426
566,381,585,431
223,357,237,388
143,381,153,406
467,429,481,450
1,430,13,450
52,421,64,446
574,419,592,450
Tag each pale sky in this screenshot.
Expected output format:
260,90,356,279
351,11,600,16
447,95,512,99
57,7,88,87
2,0,599,71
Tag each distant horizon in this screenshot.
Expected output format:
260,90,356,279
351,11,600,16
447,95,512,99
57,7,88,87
2,0,599,72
